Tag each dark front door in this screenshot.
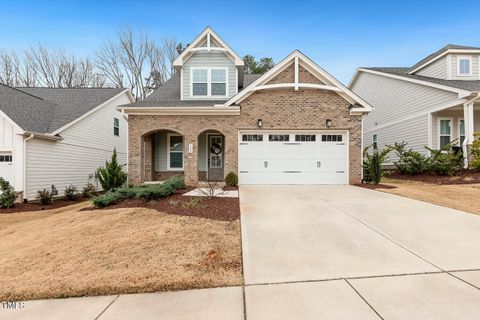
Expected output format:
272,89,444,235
208,135,224,181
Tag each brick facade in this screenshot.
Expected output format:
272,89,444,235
128,68,363,186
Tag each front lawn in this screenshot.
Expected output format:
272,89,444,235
0,197,242,300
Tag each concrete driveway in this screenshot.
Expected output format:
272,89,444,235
241,185,480,319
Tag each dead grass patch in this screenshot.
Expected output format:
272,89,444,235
0,202,242,301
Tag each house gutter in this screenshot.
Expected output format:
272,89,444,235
23,133,34,201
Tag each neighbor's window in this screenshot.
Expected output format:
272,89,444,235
114,117,119,136
372,134,378,149
269,134,289,142
439,119,451,148
211,68,226,96
295,134,316,142
192,68,208,96
168,135,184,170
458,57,471,76
459,120,465,146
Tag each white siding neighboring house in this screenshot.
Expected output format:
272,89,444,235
349,44,480,167
0,84,134,201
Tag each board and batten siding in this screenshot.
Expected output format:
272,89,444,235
24,92,130,200
0,114,24,192
416,56,447,79
182,51,237,100
351,71,459,156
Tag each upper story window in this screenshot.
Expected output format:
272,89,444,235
113,117,119,136
191,68,227,97
458,57,472,76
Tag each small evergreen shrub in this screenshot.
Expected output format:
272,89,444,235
0,178,16,208
91,191,123,208
162,175,185,190
363,145,393,185
137,184,174,201
471,133,480,170
425,143,463,176
96,148,127,191
115,186,137,199
64,185,79,200
390,142,429,175
224,172,239,187
82,183,97,198
36,189,53,205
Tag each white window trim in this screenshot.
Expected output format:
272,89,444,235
113,117,120,137
166,133,184,171
457,56,472,76
372,134,378,149
190,67,229,98
438,117,453,149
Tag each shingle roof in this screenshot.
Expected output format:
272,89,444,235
123,72,263,108
410,44,480,72
364,67,480,92
0,85,126,134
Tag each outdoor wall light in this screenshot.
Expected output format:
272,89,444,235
326,119,333,128
257,119,263,127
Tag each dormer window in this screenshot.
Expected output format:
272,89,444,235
191,67,227,97
458,57,472,76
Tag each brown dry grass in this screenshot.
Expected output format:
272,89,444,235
376,178,480,215
0,201,242,301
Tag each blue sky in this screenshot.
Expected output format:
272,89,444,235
1,0,479,83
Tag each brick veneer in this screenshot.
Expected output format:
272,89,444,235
128,69,363,186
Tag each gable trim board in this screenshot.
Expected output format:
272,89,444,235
0,108,23,133
409,49,480,74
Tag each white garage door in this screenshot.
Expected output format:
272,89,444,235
239,132,348,185
0,152,13,185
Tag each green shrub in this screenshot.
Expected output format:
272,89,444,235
224,172,239,187
162,175,185,190
115,186,137,199
96,148,127,191
82,183,97,198
363,145,393,185
389,142,430,175
471,133,480,170
36,189,53,205
425,143,463,176
0,178,16,208
64,185,79,200
91,191,124,208
137,184,174,201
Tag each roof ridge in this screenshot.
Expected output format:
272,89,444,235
17,86,124,90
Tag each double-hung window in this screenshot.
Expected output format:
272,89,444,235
458,57,472,76
191,68,227,97
113,117,119,136
439,119,452,149
168,134,184,170
459,119,465,146
372,134,378,149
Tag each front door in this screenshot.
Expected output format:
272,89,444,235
208,135,224,181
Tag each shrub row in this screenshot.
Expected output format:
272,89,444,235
91,175,184,208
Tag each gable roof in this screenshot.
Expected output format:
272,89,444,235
173,27,244,67
224,50,372,112
409,44,480,74
0,85,127,134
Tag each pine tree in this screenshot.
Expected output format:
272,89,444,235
96,148,127,191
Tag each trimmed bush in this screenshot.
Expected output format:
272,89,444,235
82,183,97,198
115,186,137,199
224,172,238,187
162,175,185,190
64,185,79,201
425,143,463,176
36,189,53,205
0,178,16,208
471,133,480,170
390,142,429,175
137,184,174,201
91,191,124,208
96,148,127,191
363,145,393,185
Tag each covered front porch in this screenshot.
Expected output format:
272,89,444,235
431,97,480,167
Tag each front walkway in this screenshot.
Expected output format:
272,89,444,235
3,186,480,319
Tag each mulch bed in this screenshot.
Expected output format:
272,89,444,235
386,169,480,185
356,183,397,190
85,188,240,222
0,198,87,214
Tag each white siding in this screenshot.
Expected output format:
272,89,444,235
24,92,130,200
182,51,237,100
0,114,24,192
416,56,447,79
450,54,480,80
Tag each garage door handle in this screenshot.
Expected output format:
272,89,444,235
284,171,301,173
284,143,301,145
336,171,345,173
317,161,321,168
240,170,249,173
264,161,268,168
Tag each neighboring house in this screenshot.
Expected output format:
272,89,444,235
349,45,480,167
0,85,134,200
118,27,372,186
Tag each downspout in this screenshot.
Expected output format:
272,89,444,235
23,133,34,201
463,92,480,168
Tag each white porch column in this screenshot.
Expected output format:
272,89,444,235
463,101,474,168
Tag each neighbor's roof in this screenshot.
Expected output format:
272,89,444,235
0,84,126,134
364,67,480,92
123,73,263,108
410,44,480,73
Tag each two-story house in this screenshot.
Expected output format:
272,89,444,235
350,45,480,167
118,27,372,186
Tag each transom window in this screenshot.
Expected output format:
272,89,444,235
439,119,452,149
242,134,263,142
458,57,472,76
269,134,289,142
168,134,184,170
295,134,316,142
321,134,343,142
191,68,227,97
0,154,12,162
113,117,119,136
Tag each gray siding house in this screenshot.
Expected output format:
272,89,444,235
349,45,480,167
